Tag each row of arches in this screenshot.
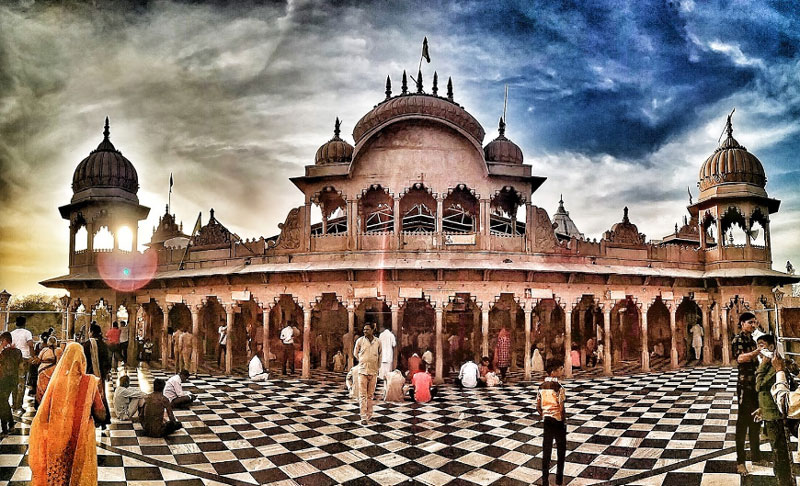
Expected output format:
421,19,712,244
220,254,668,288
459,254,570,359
73,225,136,252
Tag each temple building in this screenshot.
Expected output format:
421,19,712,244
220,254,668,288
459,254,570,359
43,71,798,381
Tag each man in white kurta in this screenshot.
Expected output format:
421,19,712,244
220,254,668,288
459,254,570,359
378,323,396,380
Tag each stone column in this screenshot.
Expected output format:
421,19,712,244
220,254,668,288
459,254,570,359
700,303,712,365
481,305,490,357
225,304,235,375
669,303,678,369
434,304,444,384
393,196,401,245
436,195,444,247
302,306,312,379
577,308,586,368
523,304,533,381
162,304,172,368
721,306,731,366
303,202,312,251
564,304,573,379
641,302,650,372
480,198,490,250
262,303,272,370
347,302,355,369
391,302,400,369
603,306,612,376
190,305,201,373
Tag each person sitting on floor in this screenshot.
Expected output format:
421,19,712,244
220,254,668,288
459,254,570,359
139,378,182,438
407,352,422,378
383,369,406,402
163,370,196,409
456,357,480,389
113,375,144,421
410,363,436,403
478,356,493,387
248,353,269,382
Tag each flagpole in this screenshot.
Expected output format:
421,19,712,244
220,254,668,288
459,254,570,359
168,173,173,214
179,212,202,271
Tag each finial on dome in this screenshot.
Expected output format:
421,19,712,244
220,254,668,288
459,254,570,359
385,75,392,99
334,117,341,139
622,206,629,223
447,77,453,101
725,108,735,139
209,208,215,220
559,194,564,205
103,116,110,140
432,72,438,95
401,71,408,95
498,117,506,137
416,69,423,93
675,223,679,234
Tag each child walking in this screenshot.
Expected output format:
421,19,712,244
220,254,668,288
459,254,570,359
537,360,567,486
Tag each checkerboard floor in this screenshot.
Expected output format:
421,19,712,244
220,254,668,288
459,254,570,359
1,362,795,485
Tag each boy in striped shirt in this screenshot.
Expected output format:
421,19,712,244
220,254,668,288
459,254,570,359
536,360,567,486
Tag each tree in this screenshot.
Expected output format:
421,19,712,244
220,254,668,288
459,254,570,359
8,294,60,338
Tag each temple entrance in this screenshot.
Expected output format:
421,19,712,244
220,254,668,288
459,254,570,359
488,294,524,371
571,296,599,368
312,293,348,371
201,297,227,368
532,299,565,365
444,293,479,372
269,295,304,373
400,298,434,370
647,298,671,365
677,298,703,364
610,297,641,364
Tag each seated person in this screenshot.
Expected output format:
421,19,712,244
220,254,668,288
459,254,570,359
422,348,433,367
139,378,181,438
163,370,196,409
456,358,480,389
410,363,436,403
248,354,269,382
383,369,406,402
571,344,581,369
407,353,422,378
113,375,144,421
478,356,492,387
333,350,345,372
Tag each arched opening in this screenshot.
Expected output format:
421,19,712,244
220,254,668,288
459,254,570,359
490,187,525,236
443,185,479,233
677,297,703,364
311,186,347,235
117,226,134,251
91,299,112,329
235,299,261,367
167,303,192,367
721,207,747,247
488,293,524,374
75,226,88,251
142,301,164,362
610,297,641,364
701,211,717,248
444,294,480,373
570,296,599,368
646,298,671,367
400,184,436,233
269,295,304,375
311,293,348,371
400,298,435,371
749,208,767,247
200,297,227,368
360,186,394,233
93,226,114,250
532,299,565,366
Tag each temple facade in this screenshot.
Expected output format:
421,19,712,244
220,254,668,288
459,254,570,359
44,72,797,382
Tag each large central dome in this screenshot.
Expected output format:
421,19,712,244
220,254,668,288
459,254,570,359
72,117,139,196
698,113,766,191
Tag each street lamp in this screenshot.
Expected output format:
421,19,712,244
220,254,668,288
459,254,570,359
0,290,11,332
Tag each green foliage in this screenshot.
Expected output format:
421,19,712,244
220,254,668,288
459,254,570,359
7,294,60,338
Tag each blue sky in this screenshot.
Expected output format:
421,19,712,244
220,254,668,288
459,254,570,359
0,0,798,293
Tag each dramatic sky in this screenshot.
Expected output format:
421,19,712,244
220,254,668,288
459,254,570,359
1,0,798,295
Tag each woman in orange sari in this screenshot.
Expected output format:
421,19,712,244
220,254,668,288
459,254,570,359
30,342,106,486
35,336,63,408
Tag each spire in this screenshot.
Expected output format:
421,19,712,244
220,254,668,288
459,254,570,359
209,208,215,221
401,70,408,95
498,117,506,137
385,75,392,99
447,77,453,101
675,223,679,234
622,206,630,224
718,108,741,149
432,72,438,95
103,116,110,140
416,69,423,93
334,117,341,139
725,108,734,140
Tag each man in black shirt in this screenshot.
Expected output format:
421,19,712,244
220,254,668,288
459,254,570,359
731,311,768,475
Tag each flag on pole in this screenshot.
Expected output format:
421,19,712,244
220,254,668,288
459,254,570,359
191,212,202,235
422,37,430,63
170,173,173,189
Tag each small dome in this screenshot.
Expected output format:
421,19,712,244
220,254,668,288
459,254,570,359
484,118,523,164
699,111,766,191
72,117,138,194
315,118,353,165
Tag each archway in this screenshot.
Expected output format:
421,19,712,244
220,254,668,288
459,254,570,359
168,303,192,366
74,227,88,251
235,299,261,368
400,298,435,369
570,296,599,368
647,298,671,367
91,299,112,330
443,185,478,233
488,294,524,371
444,293,480,373
269,295,304,374
701,211,717,248
490,187,525,235
312,293,348,370
360,186,394,233
750,208,767,247
400,184,436,233
200,297,227,368
141,300,164,362
721,207,747,246
610,297,641,364
532,299,565,365
93,226,114,250
677,297,703,364
311,186,347,235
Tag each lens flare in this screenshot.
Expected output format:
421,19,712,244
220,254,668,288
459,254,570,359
97,250,158,292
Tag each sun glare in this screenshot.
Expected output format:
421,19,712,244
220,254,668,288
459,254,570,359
117,226,133,251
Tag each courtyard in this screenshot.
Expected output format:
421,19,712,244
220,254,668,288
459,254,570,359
0,363,790,486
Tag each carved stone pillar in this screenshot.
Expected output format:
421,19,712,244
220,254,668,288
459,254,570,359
347,302,355,369
603,306,612,376
523,305,532,381
434,304,444,385
393,196,401,246
391,302,400,369
700,303,712,365
302,306,312,379
162,303,172,369
481,306,490,357
510,305,519,372
564,304,573,379
641,302,650,373
577,308,586,368
721,306,731,366
190,305,201,374
669,303,678,370
225,304,235,375
262,302,272,370
480,198,490,250
436,195,444,247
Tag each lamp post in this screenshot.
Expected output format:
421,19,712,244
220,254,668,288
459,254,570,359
59,295,72,341
0,290,11,332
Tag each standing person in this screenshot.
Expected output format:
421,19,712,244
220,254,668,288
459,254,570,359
29,342,107,486
333,350,345,372
732,311,767,475
378,322,396,381
494,328,511,381
755,334,793,486
172,329,183,371
353,322,381,425
10,316,33,413
164,370,196,409
217,321,227,367
689,320,704,362
139,378,182,438
119,320,130,366
0,332,22,435
456,357,480,389
537,360,567,486
178,331,194,374
105,321,122,370
35,336,62,408
82,323,112,429
280,322,295,375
